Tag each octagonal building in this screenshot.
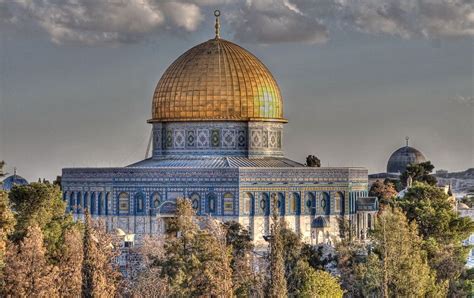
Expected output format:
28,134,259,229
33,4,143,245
61,16,375,247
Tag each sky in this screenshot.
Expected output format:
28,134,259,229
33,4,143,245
0,0,473,181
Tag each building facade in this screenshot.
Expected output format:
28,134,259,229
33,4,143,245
62,15,376,247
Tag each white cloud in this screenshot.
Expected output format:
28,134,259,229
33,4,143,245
0,0,472,45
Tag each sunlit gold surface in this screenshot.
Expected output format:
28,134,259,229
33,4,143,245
151,38,286,122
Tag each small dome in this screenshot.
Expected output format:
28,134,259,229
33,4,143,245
2,174,28,191
151,38,285,123
387,145,426,174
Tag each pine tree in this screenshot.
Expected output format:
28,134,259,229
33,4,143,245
223,221,264,296
268,194,287,297
2,224,59,297
0,191,15,278
82,210,121,297
161,198,234,296
356,207,447,297
58,226,83,297
9,183,74,262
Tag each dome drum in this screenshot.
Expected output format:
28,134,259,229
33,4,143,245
151,121,284,158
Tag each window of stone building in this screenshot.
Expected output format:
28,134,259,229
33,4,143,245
77,192,82,213
69,192,75,212
152,193,161,209
98,193,103,215
118,192,130,214
135,192,145,213
290,192,299,214
190,193,200,211
207,193,217,214
90,193,96,214
244,192,253,214
334,192,344,215
224,193,234,213
319,192,330,215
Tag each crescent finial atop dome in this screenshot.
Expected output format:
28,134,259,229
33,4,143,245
214,10,221,39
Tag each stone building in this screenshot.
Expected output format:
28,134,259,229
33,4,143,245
61,13,376,247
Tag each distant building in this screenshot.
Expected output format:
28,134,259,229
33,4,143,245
369,137,427,185
2,168,28,191
435,168,474,197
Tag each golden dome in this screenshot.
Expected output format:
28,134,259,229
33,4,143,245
150,38,286,123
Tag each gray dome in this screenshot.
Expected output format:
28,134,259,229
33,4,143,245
2,174,28,191
386,146,426,174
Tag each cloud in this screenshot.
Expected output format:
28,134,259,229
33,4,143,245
452,96,474,107
0,0,202,45
334,0,474,39
0,0,472,45
226,0,328,44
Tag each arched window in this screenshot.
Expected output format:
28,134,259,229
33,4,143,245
69,192,75,212
223,193,234,214
98,193,103,215
118,192,130,215
334,192,344,215
261,193,269,215
319,192,330,215
84,192,89,212
207,193,217,214
278,193,285,215
151,193,161,209
90,193,96,215
77,191,82,213
290,193,300,214
135,192,145,214
190,193,200,211
105,192,110,215
244,192,253,215
305,192,316,215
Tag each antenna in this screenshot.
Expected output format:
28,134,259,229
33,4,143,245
405,136,409,147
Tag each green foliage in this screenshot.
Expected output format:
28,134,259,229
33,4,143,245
8,183,75,263
369,179,398,204
399,182,474,294
0,191,16,285
358,207,446,297
399,182,474,243
400,161,437,187
223,221,262,296
160,198,233,296
268,195,287,297
294,261,343,298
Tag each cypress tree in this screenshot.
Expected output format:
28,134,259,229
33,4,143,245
268,194,287,297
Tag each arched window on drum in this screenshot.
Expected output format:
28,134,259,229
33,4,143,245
118,192,130,215
319,192,330,215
